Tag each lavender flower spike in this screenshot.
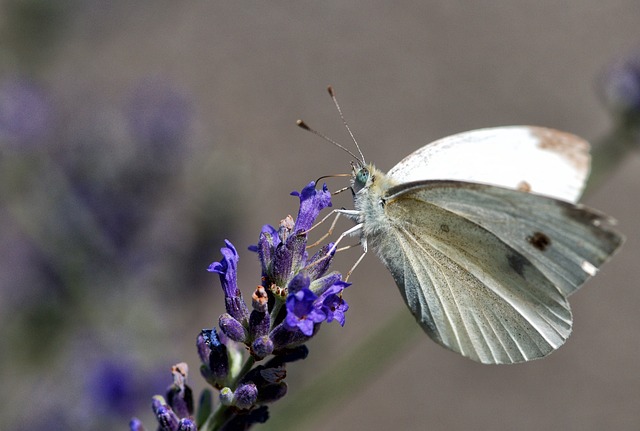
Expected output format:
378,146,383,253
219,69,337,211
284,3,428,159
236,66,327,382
135,181,354,430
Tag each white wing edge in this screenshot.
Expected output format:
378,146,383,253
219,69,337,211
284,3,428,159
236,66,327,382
387,126,591,204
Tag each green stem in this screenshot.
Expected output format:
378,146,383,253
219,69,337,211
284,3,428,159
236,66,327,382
585,115,639,196
230,355,256,389
270,299,284,329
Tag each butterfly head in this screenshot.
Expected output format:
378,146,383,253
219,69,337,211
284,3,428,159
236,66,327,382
350,161,372,194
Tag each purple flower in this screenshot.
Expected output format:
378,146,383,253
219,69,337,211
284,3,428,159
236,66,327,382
290,182,332,232
208,240,239,296
234,382,258,410
208,240,249,324
0,78,52,149
127,77,192,151
600,54,640,114
284,288,327,336
129,418,146,431
88,359,139,417
318,282,350,326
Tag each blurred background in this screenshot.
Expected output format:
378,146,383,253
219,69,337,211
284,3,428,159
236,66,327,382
0,1,638,430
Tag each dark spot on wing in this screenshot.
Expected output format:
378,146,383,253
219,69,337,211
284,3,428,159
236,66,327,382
507,253,526,277
440,224,450,233
528,231,551,251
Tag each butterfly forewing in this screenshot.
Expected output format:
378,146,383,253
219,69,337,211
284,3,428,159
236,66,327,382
386,126,590,204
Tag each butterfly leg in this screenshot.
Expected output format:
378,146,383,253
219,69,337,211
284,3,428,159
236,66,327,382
328,219,364,255
305,210,343,248
345,241,368,281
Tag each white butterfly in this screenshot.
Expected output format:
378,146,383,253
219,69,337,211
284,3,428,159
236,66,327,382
301,92,624,364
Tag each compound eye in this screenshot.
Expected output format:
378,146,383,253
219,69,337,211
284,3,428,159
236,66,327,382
353,168,369,192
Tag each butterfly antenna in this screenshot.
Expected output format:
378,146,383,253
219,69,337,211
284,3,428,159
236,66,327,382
297,119,364,165
327,86,366,164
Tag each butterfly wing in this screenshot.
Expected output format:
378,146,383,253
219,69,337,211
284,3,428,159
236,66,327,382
404,181,623,297
369,180,622,364
386,126,590,204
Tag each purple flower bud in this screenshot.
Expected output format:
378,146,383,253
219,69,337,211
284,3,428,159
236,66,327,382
257,382,288,404
219,387,234,406
196,332,212,364
250,224,278,277
272,234,307,288
249,286,271,343
259,365,286,384
269,321,314,351
234,383,258,410
177,418,197,431
290,182,332,232
152,396,180,431
287,272,310,294
306,243,335,280
129,418,146,431
199,329,229,386
242,365,288,404
156,407,180,431
219,313,247,343
284,288,326,336
251,335,274,360
309,272,346,296
221,406,269,429
265,345,309,366
208,240,249,324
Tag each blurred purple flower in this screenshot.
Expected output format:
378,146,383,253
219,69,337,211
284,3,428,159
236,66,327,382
127,77,192,152
88,360,140,417
600,53,640,114
0,78,52,149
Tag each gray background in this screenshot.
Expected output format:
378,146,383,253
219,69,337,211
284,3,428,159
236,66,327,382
5,2,640,430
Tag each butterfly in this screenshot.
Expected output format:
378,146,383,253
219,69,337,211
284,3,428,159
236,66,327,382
300,88,624,364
